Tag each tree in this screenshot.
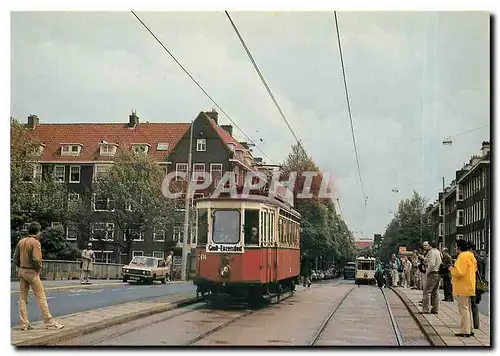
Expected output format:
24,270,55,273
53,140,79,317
378,191,434,261
94,150,178,262
40,226,80,260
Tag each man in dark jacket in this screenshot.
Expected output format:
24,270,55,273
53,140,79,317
467,242,483,330
300,253,312,287
441,248,454,302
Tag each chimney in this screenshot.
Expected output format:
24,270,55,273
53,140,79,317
481,141,490,157
220,125,233,136
129,110,139,127
205,109,218,124
239,142,249,150
27,114,39,129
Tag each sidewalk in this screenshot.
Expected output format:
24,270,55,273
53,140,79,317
11,291,197,346
393,287,490,347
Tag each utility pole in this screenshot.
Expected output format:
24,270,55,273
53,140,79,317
181,121,194,281
441,176,445,250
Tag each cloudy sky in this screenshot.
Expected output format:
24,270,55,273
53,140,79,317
10,11,490,238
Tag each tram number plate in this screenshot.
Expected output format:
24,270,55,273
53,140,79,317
198,253,207,261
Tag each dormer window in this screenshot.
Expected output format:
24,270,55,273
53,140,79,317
157,143,170,151
132,143,150,154
61,143,83,156
100,142,118,156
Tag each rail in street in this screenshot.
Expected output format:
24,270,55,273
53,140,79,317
55,280,430,346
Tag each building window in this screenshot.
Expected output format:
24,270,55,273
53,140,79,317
68,192,80,203
94,164,111,181
153,251,165,259
21,223,30,232
153,227,166,242
125,228,144,242
51,222,63,228
132,251,144,257
438,202,443,216
196,139,206,152
210,163,223,186
483,199,486,219
69,166,81,183
33,164,43,182
157,143,169,151
173,225,184,243
100,144,117,156
66,221,78,240
176,163,188,180
93,195,113,211
61,144,82,156
456,209,464,227
456,185,463,201
54,166,65,183
105,223,115,241
438,223,443,237
102,251,113,264
132,144,149,154
192,163,205,181
91,222,105,241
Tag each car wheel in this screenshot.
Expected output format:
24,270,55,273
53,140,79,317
123,276,128,283
161,276,166,284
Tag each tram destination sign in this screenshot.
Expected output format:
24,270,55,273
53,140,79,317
206,244,244,253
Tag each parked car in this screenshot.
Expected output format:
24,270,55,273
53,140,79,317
122,256,168,284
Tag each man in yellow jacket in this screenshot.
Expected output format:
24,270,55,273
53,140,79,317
449,239,477,337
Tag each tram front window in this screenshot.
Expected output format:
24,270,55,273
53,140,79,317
357,262,375,270
212,210,240,244
244,209,259,246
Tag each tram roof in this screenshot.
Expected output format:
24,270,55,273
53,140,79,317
356,256,376,261
195,194,301,217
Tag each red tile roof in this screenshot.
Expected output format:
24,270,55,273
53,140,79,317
207,118,246,151
28,123,190,162
355,240,373,249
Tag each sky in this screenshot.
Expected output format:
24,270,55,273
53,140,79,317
10,11,490,238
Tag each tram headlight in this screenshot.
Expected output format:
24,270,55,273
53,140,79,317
220,265,230,277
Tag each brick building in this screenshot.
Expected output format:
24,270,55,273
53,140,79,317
20,110,263,264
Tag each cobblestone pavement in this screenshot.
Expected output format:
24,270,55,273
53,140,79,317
59,281,429,346
395,287,490,347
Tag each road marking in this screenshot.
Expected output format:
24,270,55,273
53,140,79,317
68,293,81,297
110,289,122,292
88,289,104,293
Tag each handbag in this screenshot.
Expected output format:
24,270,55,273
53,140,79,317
476,271,488,294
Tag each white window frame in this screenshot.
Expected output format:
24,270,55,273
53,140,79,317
132,251,144,257
103,223,115,242
125,228,144,242
91,222,106,241
61,144,82,156
192,163,205,181
102,251,113,264
100,144,117,156
173,225,184,243
54,166,65,183
210,163,223,185
196,139,206,152
456,209,464,227
176,163,188,180
157,143,169,151
68,192,80,202
438,202,443,217
69,166,81,183
438,223,443,237
34,164,42,181
456,185,463,201
66,221,78,241
22,223,30,232
153,251,165,259
51,222,63,228
153,226,166,242
94,164,111,181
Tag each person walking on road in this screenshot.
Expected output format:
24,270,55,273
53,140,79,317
165,251,174,282
81,243,95,285
300,253,312,287
13,222,64,331
449,239,477,337
440,247,454,302
375,262,385,288
420,241,442,315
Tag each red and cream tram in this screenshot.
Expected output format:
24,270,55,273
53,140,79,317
193,193,301,305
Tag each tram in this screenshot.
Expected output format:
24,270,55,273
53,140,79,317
343,262,356,280
193,192,301,305
354,256,376,285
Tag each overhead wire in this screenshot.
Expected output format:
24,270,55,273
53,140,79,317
130,11,275,165
224,11,306,155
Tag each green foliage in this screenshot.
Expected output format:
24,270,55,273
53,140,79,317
94,150,178,260
378,191,434,262
40,226,80,260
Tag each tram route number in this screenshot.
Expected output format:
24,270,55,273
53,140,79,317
198,253,207,261
206,244,244,253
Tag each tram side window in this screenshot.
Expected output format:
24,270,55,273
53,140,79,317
245,209,260,245
270,213,274,246
197,209,208,245
266,212,271,247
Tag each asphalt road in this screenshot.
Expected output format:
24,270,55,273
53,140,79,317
11,281,196,327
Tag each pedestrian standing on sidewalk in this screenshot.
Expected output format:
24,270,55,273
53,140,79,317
440,247,454,302
165,251,174,282
467,242,484,330
420,241,442,315
402,256,412,288
390,254,400,287
81,243,95,285
13,222,64,331
411,250,420,289
449,239,477,337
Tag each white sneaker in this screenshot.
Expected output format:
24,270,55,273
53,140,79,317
46,323,64,330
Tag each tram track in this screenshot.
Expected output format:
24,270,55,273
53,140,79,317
380,288,405,346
